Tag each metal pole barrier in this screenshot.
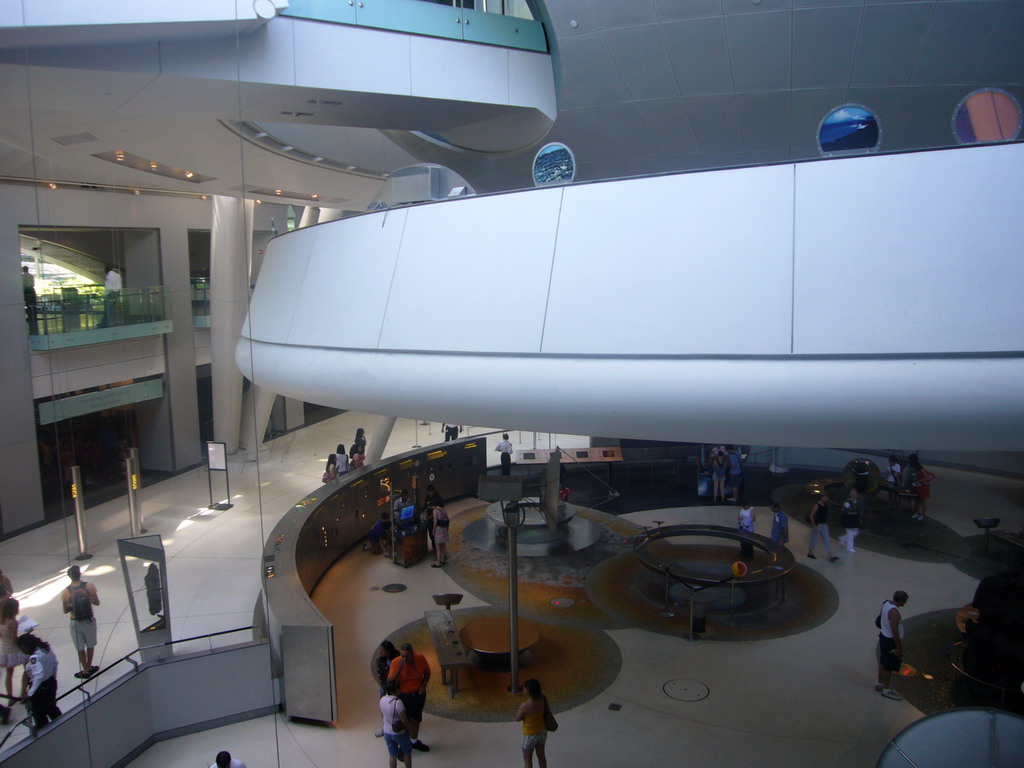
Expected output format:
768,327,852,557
126,447,144,536
70,466,93,561
505,502,522,693
660,569,676,618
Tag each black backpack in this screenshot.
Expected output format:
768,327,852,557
70,582,94,621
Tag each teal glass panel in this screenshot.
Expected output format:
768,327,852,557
356,0,463,41
461,9,547,52
38,379,165,425
280,0,357,25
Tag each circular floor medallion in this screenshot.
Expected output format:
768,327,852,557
382,583,407,593
664,678,709,702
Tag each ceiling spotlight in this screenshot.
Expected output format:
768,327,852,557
132,189,141,196
47,182,57,189
149,161,158,169
274,189,282,195
185,171,194,179
200,194,208,200
311,193,318,199
255,199,263,204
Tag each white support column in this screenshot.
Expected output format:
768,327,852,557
364,415,397,466
238,384,277,460
210,195,254,454
298,206,319,228
769,447,790,474
318,207,344,223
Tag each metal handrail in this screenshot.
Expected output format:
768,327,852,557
0,625,256,748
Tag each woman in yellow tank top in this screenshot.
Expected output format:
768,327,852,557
515,678,549,768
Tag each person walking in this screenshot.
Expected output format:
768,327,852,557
60,565,100,678
17,633,61,728
769,502,789,550
515,678,551,768
373,640,401,737
806,494,839,562
875,591,909,700
737,500,756,559
387,643,431,752
905,454,935,521
0,598,28,703
839,489,862,553
495,433,514,476
431,503,449,567
380,679,413,768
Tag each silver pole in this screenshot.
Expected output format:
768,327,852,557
127,448,141,537
505,502,521,692
70,465,93,560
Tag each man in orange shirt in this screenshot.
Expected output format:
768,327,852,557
388,642,431,752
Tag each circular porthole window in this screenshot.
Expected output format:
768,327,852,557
953,89,1023,144
818,105,881,156
532,143,576,186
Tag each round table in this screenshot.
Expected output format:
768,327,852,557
459,616,541,660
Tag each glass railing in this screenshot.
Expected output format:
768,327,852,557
281,0,548,53
191,277,211,328
27,286,171,349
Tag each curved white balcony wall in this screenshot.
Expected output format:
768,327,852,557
1,11,555,152
239,144,1024,450
0,1,288,46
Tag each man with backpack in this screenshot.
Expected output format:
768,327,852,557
61,565,100,679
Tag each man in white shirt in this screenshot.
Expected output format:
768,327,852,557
495,433,514,475
102,265,122,325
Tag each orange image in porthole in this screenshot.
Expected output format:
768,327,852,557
954,89,1023,144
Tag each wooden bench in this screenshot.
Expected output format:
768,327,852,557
425,609,471,698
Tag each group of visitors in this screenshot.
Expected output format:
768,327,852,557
0,565,102,731
323,428,367,483
887,453,935,521
374,637,554,767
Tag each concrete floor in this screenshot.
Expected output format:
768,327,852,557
0,411,1020,767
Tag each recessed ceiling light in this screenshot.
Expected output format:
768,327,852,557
255,199,263,204
47,182,57,189
274,189,282,195
346,165,356,171
311,193,318,199
185,171,194,178
280,145,294,152
132,189,140,195
254,131,268,138
312,156,323,162
200,195,208,200
149,161,158,169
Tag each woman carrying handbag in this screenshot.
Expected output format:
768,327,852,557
516,677,555,768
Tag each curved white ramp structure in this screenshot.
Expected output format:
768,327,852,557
239,144,1024,450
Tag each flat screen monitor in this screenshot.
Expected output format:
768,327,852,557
400,504,416,521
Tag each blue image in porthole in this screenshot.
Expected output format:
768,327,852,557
819,106,880,154
533,143,575,185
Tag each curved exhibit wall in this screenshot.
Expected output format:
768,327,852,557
263,438,487,722
239,143,1024,450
